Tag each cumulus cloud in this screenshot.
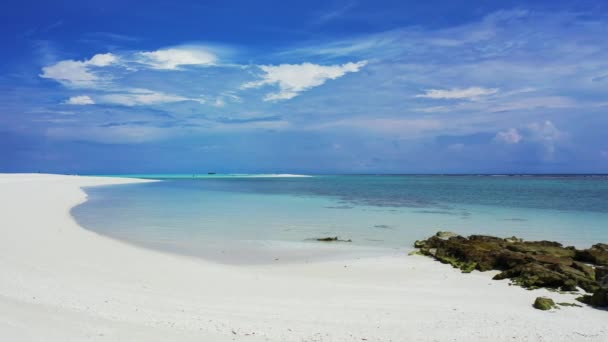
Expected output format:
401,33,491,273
98,88,204,106
416,87,498,100
135,47,217,70
87,53,117,67
495,121,565,159
65,95,95,105
527,120,564,159
41,47,219,90
40,53,118,87
494,128,523,144
242,61,367,101
527,120,562,140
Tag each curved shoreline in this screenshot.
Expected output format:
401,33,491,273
71,182,402,266
1,174,606,341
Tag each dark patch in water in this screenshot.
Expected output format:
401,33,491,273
325,205,354,209
413,210,456,215
460,211,472,219
373,224,392,229
503,218,528,222
152,175,608,213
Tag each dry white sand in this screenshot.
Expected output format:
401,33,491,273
0,174,606,341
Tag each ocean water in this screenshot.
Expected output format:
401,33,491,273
72,175,608,264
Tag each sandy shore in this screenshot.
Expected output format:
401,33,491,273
0,174,606,341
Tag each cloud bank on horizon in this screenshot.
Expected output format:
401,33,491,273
1,0,608,173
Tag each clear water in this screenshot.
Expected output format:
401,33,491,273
72,175,608,264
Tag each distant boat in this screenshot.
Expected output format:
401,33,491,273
207,172,216,175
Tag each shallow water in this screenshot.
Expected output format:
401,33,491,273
72,175,608,264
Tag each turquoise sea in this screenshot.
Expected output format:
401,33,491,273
72,175,608,264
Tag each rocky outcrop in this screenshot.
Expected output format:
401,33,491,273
578,265,608,307
596,266,608,287
578,289,608,307
413,232,608,308
575,243,608,266
435,231,459,240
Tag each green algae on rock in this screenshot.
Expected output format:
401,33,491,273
413,232,608,308
557,302,582,308
533,297,556,310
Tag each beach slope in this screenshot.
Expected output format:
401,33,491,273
0,174,605,341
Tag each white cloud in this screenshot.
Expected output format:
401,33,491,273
98,89,204,106
210,91,242,107
242,61,367,101
136,47,217,70
527,120,562,141
314,2,356,25
527,120,564,159
214,119,290,131
494,128,523,144
495,121,565,159
489,96,576,112
40,53,118,87
46,125,169,144
65,95,95,105
415,105,450,113
416,87,498,100
213,98,225,107
87,53,118,66
313,117,442,136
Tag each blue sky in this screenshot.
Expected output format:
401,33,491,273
2,0,608,173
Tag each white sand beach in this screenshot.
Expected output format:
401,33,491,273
0,174,606,341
